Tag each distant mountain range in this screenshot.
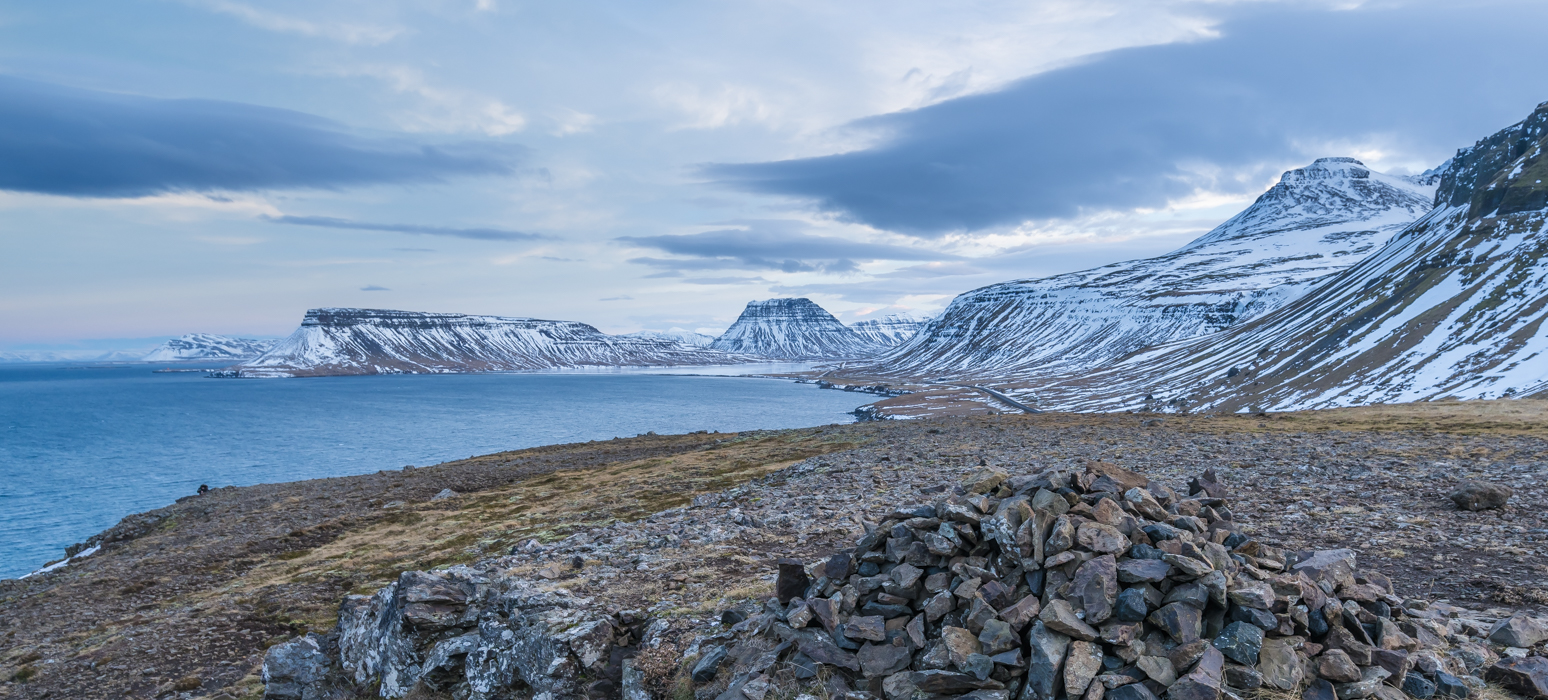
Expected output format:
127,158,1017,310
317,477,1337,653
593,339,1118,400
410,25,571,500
230,308,744,377
143,334,275,362
709,298,885,360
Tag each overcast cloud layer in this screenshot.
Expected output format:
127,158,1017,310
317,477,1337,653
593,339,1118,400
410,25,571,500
3,0,1548,346
706,4,1548,235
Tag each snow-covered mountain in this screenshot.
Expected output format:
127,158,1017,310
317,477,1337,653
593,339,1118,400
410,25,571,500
143,334,275,362
849,314,931,346
864,157,1436,379
0,349,155,363
1032,100,1548,412
624,329,716,347
232,308,743,377
710,298,881,360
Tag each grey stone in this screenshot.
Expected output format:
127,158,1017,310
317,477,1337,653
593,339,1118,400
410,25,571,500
1303,679,1337,700
1433,672,1469,699
963,653,996,680
1024,621,1072,700
847,615,887,642
622,659,650,700
1257,638,1303,691
891,562,924,589
797,633,860,671
979,619,1020,655
1162,553,1214,578
1047,516,1077,555
1290,550,1357,589
924,591,955,622
1000,594,1041,631
943,626,983,666
1227,605,1277,631
261,633,350,700
1223,667,1262,690
1163,582,1210,610
1211,622,1263,667
810,597,840,632
1041,598,1099,641
883,672,918,700
694,645,729,683
1225,580,1275,610
1137,656,1176,686
1487,614,1548,648
1117,559,1171,584
1071,555,1120,624
859,642,913,678
1117,588,1149,622
1448,481,1512,511
1066,641,1105,698
1333,666,1389,699
911,670,1004,693
787,598,813,629
1149,602,1203,644
1317,650,1361,684
1402,674,1436,700
1106,682,1161,700
1078,523,1132,554
1485,657,1548,700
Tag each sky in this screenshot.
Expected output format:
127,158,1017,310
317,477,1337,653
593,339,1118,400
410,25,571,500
3,0,1548,350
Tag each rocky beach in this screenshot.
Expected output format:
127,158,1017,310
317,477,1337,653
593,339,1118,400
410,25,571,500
2,402,1547,700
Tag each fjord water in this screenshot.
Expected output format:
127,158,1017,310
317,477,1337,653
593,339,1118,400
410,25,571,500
0,363,867,579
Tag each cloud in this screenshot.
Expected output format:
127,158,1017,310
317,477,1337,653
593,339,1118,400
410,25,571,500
876,261,988,279
360,285,391,291
0,75,522,198
683,276,770,285
265,215,545,241
702,3,1548,236
617,220,953,274
599,295,633,301
394,248,436,253
190,0,401,45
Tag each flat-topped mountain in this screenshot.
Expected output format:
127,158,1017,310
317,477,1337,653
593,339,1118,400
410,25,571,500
1041,101,1548,411
709,298,879,360
142,333,274,362
864,157,1436,379
232,308,739,377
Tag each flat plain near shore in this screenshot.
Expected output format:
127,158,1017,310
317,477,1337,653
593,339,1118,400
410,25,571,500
1,400,1546,699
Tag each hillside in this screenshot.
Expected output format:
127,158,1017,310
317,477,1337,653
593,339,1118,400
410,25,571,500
232,308,740,377
142,333,275,362
1029,101,1548,412
849,313,931,346
862,158,1435,379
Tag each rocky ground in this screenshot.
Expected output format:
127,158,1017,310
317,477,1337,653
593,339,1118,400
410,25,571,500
2,402,1547,699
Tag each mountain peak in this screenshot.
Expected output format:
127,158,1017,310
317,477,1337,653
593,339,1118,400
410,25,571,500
709,298,879,360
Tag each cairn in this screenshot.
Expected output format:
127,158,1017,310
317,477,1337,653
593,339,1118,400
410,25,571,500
689,465,1543,700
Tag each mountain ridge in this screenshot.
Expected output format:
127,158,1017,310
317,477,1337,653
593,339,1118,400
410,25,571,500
709,298,881,360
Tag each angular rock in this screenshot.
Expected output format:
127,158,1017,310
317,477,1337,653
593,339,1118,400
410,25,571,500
778,559,811,604
979,619,1020,655
1162,554,1214,579
787,598,813,629
1304,679,1338,700
1149,602,1203,644
847,615,887,642
963,653,996,680
1078,523,1132,555
1224,667,1262,690
1433,672,1469,699
1291,550,1357,589
966,468,1010,494
810,597,839,632
1041,599,1099,641
1137,656,1177,686
1333,666,1389,699
1000,594,1041,631
911,670,1004,693
1118,559,1171,584
1370,648,1408,688
1047,516,1077,555
1401,674,1436,700
1317,650,1362,684
261,633,350,700
1211,622,1263,667
859,642,913,678
924,591,955,622
1025,621,1073,700
1167,675,1221,700
1106,682,1161,700
943,626,983,666
1486,657,1548,699
1071,555,1120,625
1448,481,1512,511
1487,614,1548,648
1116,588,1149,622
1257,638,1304,691
1061,641,1103,698
797,633,860,671
1225,580,1275,610
1167,641,1210,675
694,645,729,682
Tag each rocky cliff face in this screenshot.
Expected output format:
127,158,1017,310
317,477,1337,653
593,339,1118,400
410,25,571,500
862,158,1435,380
233,308,740,377
142,333,275,362
1032,101,1548,412
711,298,881,360
850,314,932,347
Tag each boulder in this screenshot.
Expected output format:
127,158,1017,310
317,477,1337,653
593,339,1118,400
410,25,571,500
1487,614,1548,648
1485,656,1548,699
1448,481,1512,511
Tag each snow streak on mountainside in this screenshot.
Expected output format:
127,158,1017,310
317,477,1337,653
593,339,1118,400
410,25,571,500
1036,101,1548,412
865,157,1436,378
234,308,742,377
849,314,931,346
143,334,275,361
710,298,880,360
624,329,716,347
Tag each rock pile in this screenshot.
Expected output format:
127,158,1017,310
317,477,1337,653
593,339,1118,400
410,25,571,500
685,465,1543,700
263,462,1548,700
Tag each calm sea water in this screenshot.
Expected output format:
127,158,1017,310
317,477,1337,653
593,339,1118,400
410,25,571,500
0,363,866,578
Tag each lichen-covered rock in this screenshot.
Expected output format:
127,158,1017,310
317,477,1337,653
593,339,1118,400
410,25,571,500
261,633,352,700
